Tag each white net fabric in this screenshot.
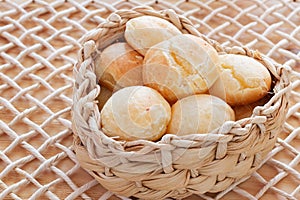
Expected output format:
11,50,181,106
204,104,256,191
0,0,299,199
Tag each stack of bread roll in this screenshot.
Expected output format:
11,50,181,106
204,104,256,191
95,16,272,141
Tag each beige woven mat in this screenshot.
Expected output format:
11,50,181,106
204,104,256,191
0,0,299,199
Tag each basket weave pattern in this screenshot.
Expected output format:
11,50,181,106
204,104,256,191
72,7,293,200
0,0,300,200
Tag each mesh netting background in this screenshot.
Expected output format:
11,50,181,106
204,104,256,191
0,0,299,199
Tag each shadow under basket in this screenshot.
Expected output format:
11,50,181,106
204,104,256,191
72,7,292,200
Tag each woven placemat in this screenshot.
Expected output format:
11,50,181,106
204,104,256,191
0,0,299,199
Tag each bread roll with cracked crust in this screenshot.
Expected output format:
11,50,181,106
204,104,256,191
101,86,171,141
125,16,181,55
167,94,235,136
210,54,272,106
143,34,220,104
95,42,143,92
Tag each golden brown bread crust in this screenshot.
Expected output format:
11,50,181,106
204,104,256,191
124,16,182,55
209,54,272,106
167,94,235,136
100,86,171,141
95,42,143,92
143,34,221,104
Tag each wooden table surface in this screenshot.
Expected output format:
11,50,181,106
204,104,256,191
0,0,299,199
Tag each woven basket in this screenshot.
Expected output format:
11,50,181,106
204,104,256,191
72,7,292,200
